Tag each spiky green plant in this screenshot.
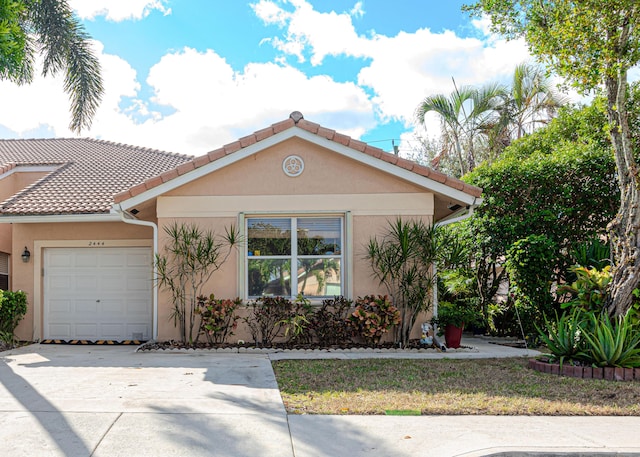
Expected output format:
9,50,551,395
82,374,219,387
578,311,640,368
536,307,587,368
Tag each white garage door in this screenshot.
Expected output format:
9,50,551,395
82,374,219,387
44,247,153,341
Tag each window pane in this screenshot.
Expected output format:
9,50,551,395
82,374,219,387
248,259,291,296
248,218,291,256
297,258,341,297
297,218,341,255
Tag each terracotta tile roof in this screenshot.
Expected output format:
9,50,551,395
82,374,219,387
114,112,482,203
0,138,192,215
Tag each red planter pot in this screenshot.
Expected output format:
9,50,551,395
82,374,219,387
444,324,464,349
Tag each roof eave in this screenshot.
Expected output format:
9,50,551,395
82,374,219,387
117,127,481,210
0,213,122,223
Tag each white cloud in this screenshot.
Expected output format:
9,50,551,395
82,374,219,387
69,0,171,21
255,0,531,130
253,0,374,66
2,0,546,159
131,47,375,153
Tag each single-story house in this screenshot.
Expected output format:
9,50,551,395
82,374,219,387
0,111,482,342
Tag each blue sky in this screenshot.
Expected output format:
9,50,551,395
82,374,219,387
0,0,534,156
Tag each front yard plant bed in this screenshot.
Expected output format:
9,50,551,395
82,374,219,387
273,358,640,415
136,340,466,352
529,358,640,382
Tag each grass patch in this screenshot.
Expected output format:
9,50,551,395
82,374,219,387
272,358,640,415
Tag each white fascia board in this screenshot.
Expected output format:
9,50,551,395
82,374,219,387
118,126,479,210
294,129,480,204
0,213,122,224
117,131,295,211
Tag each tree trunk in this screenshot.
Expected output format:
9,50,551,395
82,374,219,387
605,71,640,316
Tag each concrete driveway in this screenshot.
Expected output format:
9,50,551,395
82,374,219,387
2,343,640,457
0,344,292,457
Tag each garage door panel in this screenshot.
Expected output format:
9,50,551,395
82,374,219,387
48,324,71,339
44,247,152,341
76,253,100,267
75,276,99,291
126,252,152,267
74,299,99,313
49,299,72,313
99,324,125,340
101,274,124,290
127,276,152,291
48,275,72,290
75,324,99,339
48,252,73,267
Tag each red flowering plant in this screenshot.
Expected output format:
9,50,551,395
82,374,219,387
196,294,242,344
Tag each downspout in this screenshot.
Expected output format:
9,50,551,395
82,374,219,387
431,198,479,349
115,204,159,341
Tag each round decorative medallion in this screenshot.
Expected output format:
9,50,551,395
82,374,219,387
282,155,305,177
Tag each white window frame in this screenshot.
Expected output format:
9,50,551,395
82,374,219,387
242,213,347,301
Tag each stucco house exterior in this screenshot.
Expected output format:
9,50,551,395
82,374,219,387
0,112,482,343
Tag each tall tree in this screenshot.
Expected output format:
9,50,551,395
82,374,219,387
0,0,103,132
502,63,567,140
416,81,505,176
466,0,640,316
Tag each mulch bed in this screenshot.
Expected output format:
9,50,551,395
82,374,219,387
137,339,441,352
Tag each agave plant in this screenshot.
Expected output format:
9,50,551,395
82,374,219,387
536,307,587,368
578,311,640,368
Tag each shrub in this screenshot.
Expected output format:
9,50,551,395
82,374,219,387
559,265,611,312
195,295,241,344
244,296,294,346
506,234,557,338
348,295,400,346
433,300,480,330
0,290,28,334
311,296,354,346
278,295,314,345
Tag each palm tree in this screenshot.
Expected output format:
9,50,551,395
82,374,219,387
0,0,103,133
416,80,505,176
498,63,568,142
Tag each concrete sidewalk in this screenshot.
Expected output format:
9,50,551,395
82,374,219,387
0,340,638,456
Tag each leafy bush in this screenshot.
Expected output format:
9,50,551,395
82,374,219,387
244,296,294,346
348,295,400,345
506,234,557,338
195,295,241,344
310,296,353,346
560,265,611,312
0,290,27,333
433,300,480,330
278,295,314,344
570,238,610,271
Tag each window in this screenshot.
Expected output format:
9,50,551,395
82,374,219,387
246,216,343,298
0,253,8,290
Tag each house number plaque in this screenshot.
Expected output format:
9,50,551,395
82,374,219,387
88,241,105,246
282,155,304,177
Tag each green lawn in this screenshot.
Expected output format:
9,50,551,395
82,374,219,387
272,358,640,415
